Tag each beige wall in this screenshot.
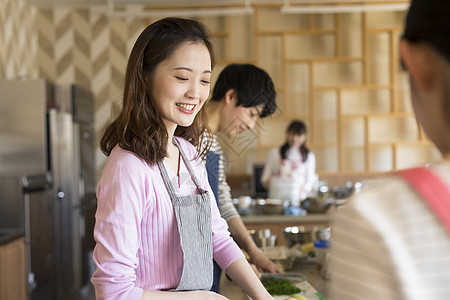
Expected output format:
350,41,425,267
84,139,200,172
1,0,440,179
213,6,441,177
0,0,37,79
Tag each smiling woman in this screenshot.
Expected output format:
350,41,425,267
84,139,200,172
91,17,273,300
100,18,215,166
148,42,212,131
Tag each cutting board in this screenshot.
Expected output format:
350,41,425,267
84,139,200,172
256,274,324,300
272,281,323,300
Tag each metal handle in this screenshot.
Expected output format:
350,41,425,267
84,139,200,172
21,172,53,192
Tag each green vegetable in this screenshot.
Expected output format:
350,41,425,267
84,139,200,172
261,277,301,296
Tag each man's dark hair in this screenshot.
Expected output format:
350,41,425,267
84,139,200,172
210,64,276,118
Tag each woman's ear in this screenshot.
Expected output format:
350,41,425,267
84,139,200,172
399,39,437,92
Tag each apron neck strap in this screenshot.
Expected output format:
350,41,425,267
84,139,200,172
173,137,203,189
158,137,204,196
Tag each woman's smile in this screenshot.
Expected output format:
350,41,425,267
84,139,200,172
176,103,196,114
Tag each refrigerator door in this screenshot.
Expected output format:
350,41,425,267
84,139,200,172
23,174,53,241
0,176,23,229
0,80,49,174
0,79,50,230
22,173,54,299
72,84,97,287
0,80,96,299
49,107,77,298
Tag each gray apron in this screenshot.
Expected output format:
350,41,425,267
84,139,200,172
157,138,213,291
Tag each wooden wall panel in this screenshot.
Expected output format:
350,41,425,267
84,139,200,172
2,0,436,179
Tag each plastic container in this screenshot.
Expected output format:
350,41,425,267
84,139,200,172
313,240,330,271
238,195,252,209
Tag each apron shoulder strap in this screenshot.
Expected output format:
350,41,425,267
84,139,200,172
397,167,450,236
173,137,204,191
157,161,178,198
158,138,204,196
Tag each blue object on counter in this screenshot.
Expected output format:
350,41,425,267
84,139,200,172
313,240,330,248
284,206,307,216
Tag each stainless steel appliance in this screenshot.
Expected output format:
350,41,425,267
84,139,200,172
0,79,96,299
22,172,54,299
71,84,97,289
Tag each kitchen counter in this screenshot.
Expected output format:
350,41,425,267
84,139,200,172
0,228,24,246
242,213,332,247
219,261,328,299
242,214,330,225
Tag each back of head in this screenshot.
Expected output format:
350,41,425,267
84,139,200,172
403,0,450,63
210,64,277,118
402,0,450,152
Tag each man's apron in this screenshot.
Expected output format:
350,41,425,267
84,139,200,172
205,150,222,292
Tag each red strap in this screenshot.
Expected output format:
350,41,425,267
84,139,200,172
397,167,450,235
177,151,181,188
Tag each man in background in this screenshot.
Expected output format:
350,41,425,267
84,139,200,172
202,64,282,292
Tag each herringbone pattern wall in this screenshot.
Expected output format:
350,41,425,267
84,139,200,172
35,7,148,105
0,0,37,79
1,0,150,177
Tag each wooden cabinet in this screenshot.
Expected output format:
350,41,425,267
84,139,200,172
0,237,26,300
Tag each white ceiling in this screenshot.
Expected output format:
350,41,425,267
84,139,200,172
26,0,409,8
25,0,279,8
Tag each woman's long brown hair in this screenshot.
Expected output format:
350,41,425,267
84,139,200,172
100,17,215,165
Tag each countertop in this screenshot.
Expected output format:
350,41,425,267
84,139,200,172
241,214,330,225
242,212,333,247
0,228,25,246
219,261,328,299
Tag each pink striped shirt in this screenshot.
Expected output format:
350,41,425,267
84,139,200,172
91,137,243,299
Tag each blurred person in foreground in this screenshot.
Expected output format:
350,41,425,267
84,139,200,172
330,0,450,299
201,64,282,292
